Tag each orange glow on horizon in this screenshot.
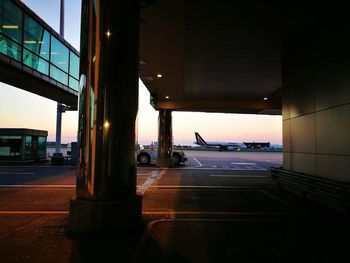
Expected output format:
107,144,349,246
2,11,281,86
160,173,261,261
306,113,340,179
0,82,282,146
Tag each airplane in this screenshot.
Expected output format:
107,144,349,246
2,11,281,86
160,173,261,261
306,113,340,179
194,132,245,151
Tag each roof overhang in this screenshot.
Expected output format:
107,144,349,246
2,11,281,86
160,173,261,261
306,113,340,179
140,0,282,114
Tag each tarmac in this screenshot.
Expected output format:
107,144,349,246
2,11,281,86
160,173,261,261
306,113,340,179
0,157,349,262
0,188,348,263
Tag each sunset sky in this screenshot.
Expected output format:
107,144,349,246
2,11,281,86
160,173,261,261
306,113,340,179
0,0,282,146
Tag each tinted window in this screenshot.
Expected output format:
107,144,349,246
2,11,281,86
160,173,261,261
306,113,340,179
50,36,69,72
50,65,68,85
0,0,23,43
69,51,79,79
23,15,50,60
23,49,49,75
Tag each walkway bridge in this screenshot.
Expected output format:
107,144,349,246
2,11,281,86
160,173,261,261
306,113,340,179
0,0,78,108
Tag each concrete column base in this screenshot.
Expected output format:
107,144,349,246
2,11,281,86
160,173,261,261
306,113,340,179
68,194,142,234
156,157,174,168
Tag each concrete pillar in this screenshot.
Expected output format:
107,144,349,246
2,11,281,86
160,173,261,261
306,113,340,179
69,0,141,233
156,109,174,167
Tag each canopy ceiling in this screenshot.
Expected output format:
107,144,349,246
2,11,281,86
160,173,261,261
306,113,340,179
139,0,282,114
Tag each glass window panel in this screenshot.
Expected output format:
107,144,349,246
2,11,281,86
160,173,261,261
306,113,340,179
50,36,69,72
0,135,21,159
0,35,22,61
23,15,50,60
50,65,68,85
69,76,79,91
23,49,49,75
24,136,32,159
0,0,23,43
37,136,46,158
69,51,79,79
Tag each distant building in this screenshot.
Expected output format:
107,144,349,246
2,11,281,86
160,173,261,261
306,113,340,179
243,142,270,149
0,128,47,162
46,141,68,148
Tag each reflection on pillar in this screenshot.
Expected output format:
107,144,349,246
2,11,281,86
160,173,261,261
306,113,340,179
69,0,142,233
157,109,174,167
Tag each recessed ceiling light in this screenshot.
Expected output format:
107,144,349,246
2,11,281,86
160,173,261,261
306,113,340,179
104,121,110,128
263,97,268,101
157,74,162,78
165,96,169,99
106,30,111,38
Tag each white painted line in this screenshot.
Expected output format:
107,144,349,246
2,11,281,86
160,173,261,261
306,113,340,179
138,170,165,195
0,184,75,188
144,185,266,189
231,162,256,165
222,168,267,171
209,175,268,178
0,172,36,175
138,167,268,171
183,167,267,171
192,157,202,167
0,166,73,168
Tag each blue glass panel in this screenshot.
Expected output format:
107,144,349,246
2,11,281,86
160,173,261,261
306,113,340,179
69,76,79,91
50,36,69,72
50,65,68,85
69,51,79,79
0,0,23,43
24,136,32,159
23,49,49,75
0,35,21,61
23,15,50,60
37,136,46,158
0,135,21,158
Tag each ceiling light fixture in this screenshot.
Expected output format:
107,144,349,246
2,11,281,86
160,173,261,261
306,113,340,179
24,40,37,44
157,74,162,78
104,120,110,128
3,25,18,29
106,30,111,38
165,96,170,99
263,97,268,101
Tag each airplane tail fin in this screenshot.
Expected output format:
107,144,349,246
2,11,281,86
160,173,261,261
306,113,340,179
194,132,208,146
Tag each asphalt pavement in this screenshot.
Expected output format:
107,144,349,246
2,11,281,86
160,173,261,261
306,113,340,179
0,151,348,262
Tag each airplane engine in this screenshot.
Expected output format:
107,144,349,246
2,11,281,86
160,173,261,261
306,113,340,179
226,146,234,151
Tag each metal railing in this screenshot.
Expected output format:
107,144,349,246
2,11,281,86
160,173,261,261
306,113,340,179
271,168,350,218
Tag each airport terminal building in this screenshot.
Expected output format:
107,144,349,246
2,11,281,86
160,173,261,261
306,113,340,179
0,128,47,162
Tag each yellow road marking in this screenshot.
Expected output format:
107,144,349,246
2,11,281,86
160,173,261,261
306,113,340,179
0,211,295,216
0,211,69,214
142,211,293,215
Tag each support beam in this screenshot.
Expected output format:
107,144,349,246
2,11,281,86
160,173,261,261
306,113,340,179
55,0,65,155
156,109,174,167
69,0,141,233
55,103,63,154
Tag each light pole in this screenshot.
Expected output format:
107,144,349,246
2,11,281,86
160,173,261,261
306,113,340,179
55,0,65,154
